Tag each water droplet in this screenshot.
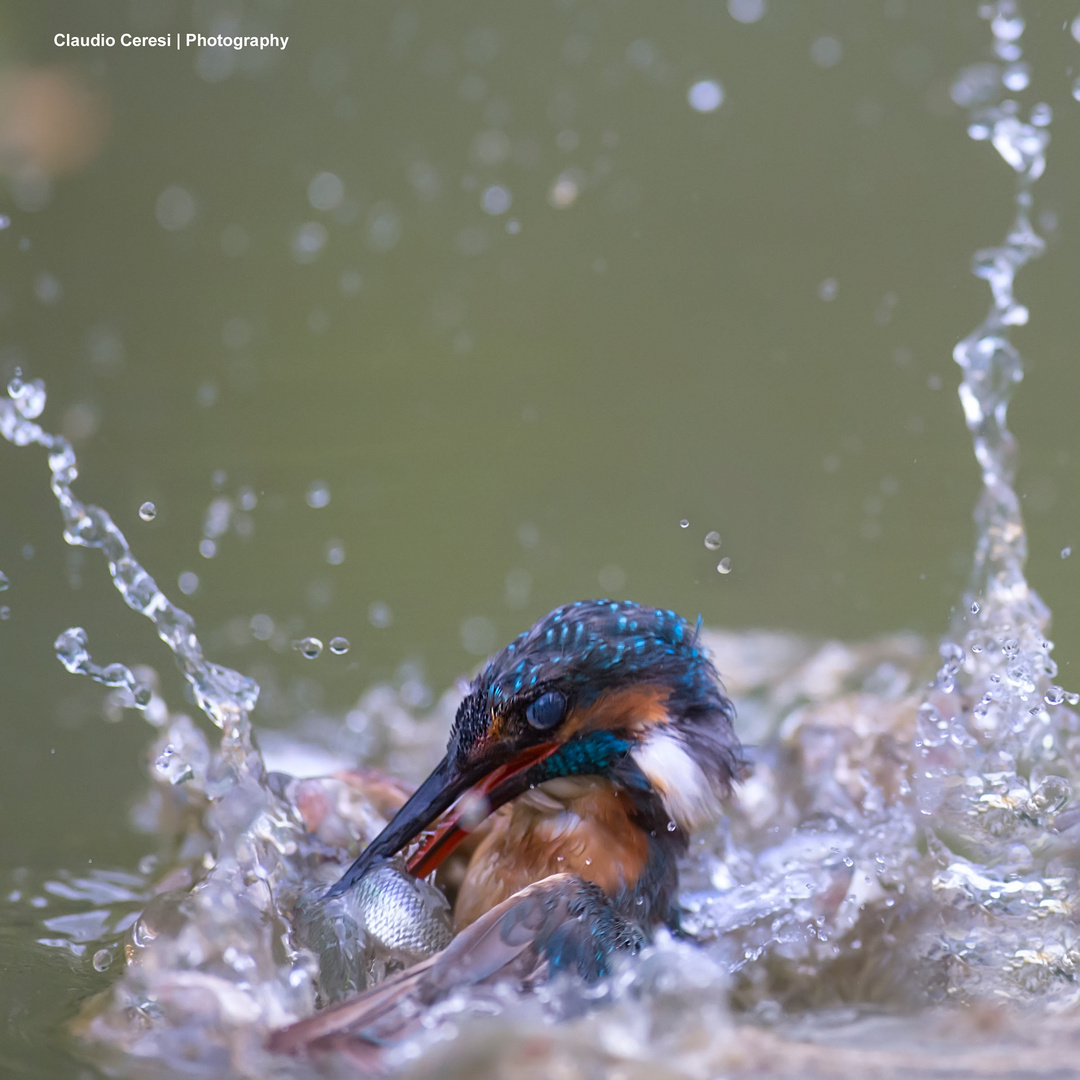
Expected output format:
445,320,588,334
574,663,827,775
666,820,677,832
138,501,156,522
177,571,199,595
728,0,766,24
818,277,839,301
154,744,194,786
0,572,8,591
679,519,689,529
810,35,842,68
306,482,330,509
717,557,732,574
970,600,980,614
369,602,393,629
329,636,350,655
308,171,344,211
92,948,112,972
293,636,323,659
481,185,512,215
1073,76,1080,103
1045,685,1065,705
687,80,723,113
0,606,9,620
704,531,722,550
1062,546,1072,559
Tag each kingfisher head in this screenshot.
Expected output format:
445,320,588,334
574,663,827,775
325,600,741,897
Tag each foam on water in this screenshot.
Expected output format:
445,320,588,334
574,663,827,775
4,2,1080,1076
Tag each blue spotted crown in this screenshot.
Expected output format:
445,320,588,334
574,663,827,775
449,600,731,753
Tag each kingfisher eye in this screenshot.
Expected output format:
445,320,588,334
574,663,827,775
525,690,567,730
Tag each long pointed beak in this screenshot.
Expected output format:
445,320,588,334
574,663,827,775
323,743,557,899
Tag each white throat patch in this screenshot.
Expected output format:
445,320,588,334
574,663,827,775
631,728,723,832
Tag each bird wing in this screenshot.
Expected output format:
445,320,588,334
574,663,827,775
269,872,640,1057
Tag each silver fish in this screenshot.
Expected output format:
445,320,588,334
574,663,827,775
349,862,453,958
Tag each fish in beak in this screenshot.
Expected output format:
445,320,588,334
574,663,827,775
323,741,558,899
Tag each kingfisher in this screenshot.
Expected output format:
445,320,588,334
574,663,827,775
272,599,741,1056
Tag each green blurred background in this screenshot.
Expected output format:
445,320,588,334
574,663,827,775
2,0,1080,1072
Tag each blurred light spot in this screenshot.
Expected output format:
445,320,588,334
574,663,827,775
598,564,626,592
471,129,511,167
310,50,348,94
481,185,511,215
688,80,724,113
178,571,199,595
626,39,656,71
506,219,520,234
220,224,249,257
196,47,235,83
457,225,488,255
156,185,196,230
1002,62,1030,92
196,382,218,408
892,44,933,86
562,34,592,66
0,67,109,184
61,401,99,441
459,73,486,102
555,128,579,151
367,202,401,251
307,578,334,611
292,221,327,263
407,159,441,201
518,522,540,548
308,171,344,211
463,27,501,66
34,272,62,304
340,269,364,295
325,540,345,565
728,0,766,22
505,569,532,609
810,36,843,68
222,317,252,350
461,616,496,656
306,481,330,509
199,539,216,559
251,614,274,641
951,63,1002,108
549,171,581,208
421,43,454,78
368,602,392,628
818,277,839,301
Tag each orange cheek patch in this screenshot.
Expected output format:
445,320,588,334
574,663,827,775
561,683,672,740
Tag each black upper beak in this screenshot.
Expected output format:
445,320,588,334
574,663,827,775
323,753,474,899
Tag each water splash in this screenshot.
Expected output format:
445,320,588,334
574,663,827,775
54,627,152,710
5,3,1080,1076
0,372,259,734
